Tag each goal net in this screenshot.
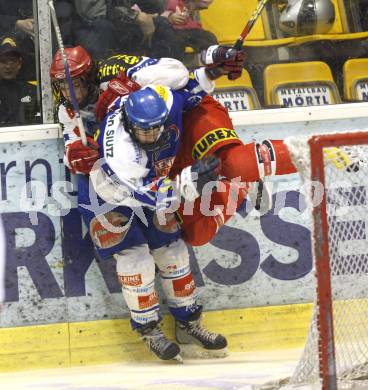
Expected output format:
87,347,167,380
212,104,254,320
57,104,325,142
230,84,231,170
267,131,368,390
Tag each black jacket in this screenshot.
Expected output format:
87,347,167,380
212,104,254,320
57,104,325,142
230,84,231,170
0,79,39,126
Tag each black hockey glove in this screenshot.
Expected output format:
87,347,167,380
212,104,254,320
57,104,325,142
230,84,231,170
201,45,245,80
179,155,221,201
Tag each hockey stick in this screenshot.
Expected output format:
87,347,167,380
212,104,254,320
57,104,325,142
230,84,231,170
228,0,270,80
231,0,270,209
48,0,88,146
233,0,270,50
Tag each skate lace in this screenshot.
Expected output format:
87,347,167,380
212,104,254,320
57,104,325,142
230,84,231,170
188,319,218,343
143,327,171,354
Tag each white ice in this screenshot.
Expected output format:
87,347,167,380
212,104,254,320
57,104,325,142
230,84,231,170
0,349,302,390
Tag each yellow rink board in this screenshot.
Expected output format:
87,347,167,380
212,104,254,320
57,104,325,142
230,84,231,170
0,303,313,372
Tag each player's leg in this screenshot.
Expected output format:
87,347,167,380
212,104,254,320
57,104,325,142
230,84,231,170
115,244,181,361
77,175,180,361
172,96,297,246
146,212,228,355
179,140,297,246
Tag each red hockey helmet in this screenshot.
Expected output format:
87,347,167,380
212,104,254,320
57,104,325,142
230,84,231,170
50,46,93,80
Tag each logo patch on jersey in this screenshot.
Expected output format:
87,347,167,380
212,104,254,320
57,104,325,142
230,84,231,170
138,292,159,310
172,274,195,297
89,212,129,249
97,55,141,81
192,128,240,159
118,274,142,287
154,157,175,177
153,85,169,102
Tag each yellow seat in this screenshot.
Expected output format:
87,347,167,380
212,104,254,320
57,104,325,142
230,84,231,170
212,70,261,111
200,0,268,44
263,61,341,107
343,58,368,101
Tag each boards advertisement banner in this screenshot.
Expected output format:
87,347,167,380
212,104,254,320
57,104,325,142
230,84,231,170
1,118,367,327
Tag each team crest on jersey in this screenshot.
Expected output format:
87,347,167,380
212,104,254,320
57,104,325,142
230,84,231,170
154,157,175,177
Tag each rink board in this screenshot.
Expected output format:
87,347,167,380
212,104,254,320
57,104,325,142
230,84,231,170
1,106,368,371
0,304,312,371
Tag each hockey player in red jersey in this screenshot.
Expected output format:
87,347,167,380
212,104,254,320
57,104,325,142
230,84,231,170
94,45,297,246
51,45,297,248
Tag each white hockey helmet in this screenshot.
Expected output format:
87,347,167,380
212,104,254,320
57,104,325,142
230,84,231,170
279,0,335,36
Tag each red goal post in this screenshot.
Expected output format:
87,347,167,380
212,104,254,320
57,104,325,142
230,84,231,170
272,131,368,390
309,132,368,390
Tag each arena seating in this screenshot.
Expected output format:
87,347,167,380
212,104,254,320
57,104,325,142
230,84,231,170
263,61,342,107
200,0,268,45
212,70,261,111
343,58,368,102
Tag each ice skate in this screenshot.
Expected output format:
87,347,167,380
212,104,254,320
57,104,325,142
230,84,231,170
175,311,228,358
137,321,182,362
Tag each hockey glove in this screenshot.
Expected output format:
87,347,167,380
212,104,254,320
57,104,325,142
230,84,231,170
156,177,180,211
179,155,221,201
64,136,100,174
201,45,245,80
95,71,141,122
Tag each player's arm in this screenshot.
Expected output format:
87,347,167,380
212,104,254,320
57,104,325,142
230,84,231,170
95,56,190,122
200,45,246,80
93,154,220,210
58,104,99,174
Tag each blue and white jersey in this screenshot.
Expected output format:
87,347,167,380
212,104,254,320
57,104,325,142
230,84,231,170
91,85,206,208
59,55,214,150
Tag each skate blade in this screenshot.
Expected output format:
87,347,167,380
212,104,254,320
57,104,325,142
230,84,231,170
169,353,183,364
179,344,229,359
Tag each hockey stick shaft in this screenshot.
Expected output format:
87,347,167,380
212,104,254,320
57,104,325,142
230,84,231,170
233,0,270,50
48,0,88,146
227,0,269,80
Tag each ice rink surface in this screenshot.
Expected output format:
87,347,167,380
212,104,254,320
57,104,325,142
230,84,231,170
0,349,302,390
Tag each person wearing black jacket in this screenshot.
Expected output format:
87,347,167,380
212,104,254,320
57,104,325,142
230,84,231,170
0,36,39,126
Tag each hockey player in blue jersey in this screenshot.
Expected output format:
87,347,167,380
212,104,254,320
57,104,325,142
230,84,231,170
79,85,228,362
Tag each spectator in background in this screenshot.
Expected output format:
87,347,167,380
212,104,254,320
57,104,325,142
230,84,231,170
0,1,36,80
72,0,119,59
162,0,217,57
54,0,75,48
0,1,34,38
108,0,184,60
0,36,39,126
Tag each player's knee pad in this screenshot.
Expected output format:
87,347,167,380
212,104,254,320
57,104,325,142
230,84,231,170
151,239,197,309
114,244,159,325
